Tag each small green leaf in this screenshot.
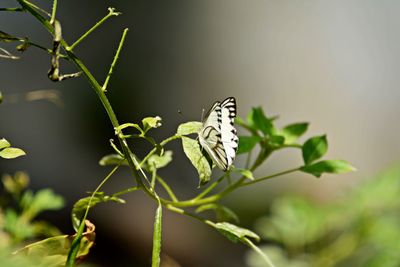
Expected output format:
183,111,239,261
248,107,275,136
300,160,356,177
0,147,26,159
23,189,65,221
0,138,11,150
177,121,203,136
233,168,254,180
280,122,309,144
214,222,260,243
147,151,173,171
2,171,29,195
181,136,212,185
99,153,127,166
115,123,142,135
302,135,328,165
268,135,285,147
196,204,239,223
71,193,125,231
151,202,162,267
237,136,261,154
142,116,162,133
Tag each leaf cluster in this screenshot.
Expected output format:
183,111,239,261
246,167,400,267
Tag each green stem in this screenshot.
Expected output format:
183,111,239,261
113,186,140,197
66,164,120,267
156,176,178,202
50,0,57,23
17,0,156,202
140,134,181,167
243,238,276,267
102,28,128,91
194,174,226,200
0,7,24,11
68,7,121,51
240,167,300,187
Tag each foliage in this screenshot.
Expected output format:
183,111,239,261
1,1,355,266
246,167,400,267
0,138,25,159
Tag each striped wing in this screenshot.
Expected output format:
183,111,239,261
198,97,238,171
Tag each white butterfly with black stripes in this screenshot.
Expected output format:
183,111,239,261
198,97,239,171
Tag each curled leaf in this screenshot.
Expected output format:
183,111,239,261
71,193,125,231
142,116,162,133
14,220,96,266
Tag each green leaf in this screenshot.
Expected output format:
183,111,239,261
2,172,29,195
196,204,239,223
99,153,127,166
300,160,356,178
151,202,162,267
4,209,35,240
302,135,328,165
0,138,11,150
71,193,125,231
142,116,162,133
14,221,96,266
177,121,203,136
280,122,309,144
268,135,285,147
248,107,275,136
23,189,64,221
233,168,254,180
214,222,260,243
181,136,212,185
0,147,26,159
147,151,173,171
237,136,261,154
115,123,142,135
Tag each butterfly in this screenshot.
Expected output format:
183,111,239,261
198,97,239,171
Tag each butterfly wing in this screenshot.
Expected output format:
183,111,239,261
219,97,238,167
198,97,238,171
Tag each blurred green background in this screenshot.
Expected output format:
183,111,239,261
1,1,400,266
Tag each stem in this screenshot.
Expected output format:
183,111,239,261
17,0,157,201
50,0,57,24
240,167,300,187
0,7,24,11
66,164,120,267
102,28,128,91
243,238,276,267
157,176,178,202
113,186,140,197
194,174,226,200
68,7,121,51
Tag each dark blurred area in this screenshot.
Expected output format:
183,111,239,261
1,1,400,266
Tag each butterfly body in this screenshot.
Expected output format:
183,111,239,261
198,97,238,171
